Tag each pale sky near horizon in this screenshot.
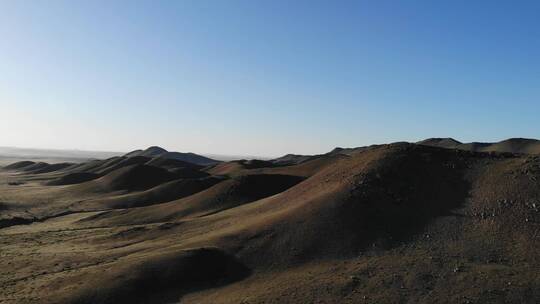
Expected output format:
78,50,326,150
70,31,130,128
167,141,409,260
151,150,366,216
1,1,539,157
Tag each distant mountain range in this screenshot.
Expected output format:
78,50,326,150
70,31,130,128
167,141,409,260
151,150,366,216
268,138,540,166
0,146,221,167
417,137,540,154
2,138,539,169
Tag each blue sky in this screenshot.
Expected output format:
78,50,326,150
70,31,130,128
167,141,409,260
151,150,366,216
1,1,539,157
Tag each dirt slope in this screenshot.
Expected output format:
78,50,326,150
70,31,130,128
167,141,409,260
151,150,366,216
0,143,538,304
2,161,36,170
80,164,178,192
78,176,224,209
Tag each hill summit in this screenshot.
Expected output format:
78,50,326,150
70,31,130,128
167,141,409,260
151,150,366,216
124,146,219,166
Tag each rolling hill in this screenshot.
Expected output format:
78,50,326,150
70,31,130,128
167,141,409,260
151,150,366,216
0,140,539,304
124,146,219,166
419,137,540,154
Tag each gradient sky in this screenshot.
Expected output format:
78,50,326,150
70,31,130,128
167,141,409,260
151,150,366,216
1,1,539,157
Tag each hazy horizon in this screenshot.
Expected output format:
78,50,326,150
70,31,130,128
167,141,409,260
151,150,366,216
2,135,540,160
2,1,539,156
0,145,272,160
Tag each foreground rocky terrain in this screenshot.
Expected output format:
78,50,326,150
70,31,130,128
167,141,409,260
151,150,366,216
0,141,539,303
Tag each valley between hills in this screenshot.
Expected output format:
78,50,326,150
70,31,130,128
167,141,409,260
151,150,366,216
0,139,539,303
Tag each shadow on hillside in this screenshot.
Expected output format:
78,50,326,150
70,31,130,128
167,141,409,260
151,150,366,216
70,248,250,304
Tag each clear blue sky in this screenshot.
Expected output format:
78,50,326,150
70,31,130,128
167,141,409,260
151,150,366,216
1,0,539,157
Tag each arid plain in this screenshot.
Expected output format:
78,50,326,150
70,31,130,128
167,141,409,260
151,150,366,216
1,139,539,303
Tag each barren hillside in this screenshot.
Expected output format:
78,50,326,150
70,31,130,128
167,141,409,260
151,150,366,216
0,142,539,303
